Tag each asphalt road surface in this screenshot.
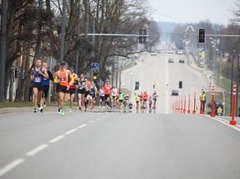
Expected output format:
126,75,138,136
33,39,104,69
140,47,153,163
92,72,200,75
0,111,240,179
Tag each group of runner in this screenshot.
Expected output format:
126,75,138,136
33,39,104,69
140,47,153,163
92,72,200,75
30,59,129,115
30,59,159,114
135,90,159,112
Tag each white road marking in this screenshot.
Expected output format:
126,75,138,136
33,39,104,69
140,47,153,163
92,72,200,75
49,135,65,144
65,128,78,135
26,144,48,157
89,121,95,123
0,159,25,177
207,116,240,132
78,124,88,129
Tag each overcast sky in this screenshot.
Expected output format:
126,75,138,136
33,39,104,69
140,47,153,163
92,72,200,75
147,0,237,25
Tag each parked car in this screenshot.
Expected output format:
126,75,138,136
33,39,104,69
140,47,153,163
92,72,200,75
179,59,185,63
171,89,179,96
150,52,157,56
168,58,174,63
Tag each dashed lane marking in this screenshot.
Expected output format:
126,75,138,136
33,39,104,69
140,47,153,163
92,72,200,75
78,124,88,129
0,122,92,177
65,128,78,135
49,135,65,144
26,144,49,157
0,159,25,177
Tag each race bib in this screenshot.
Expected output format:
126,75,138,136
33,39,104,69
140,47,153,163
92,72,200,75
60,78,66,82
34,77,42,83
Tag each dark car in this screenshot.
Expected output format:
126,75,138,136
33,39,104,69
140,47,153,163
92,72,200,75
150,52,157,56
179,59,185,63
168,58,174,63
171,89,179,96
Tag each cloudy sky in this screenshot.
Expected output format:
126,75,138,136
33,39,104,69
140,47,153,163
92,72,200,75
147,0,237,25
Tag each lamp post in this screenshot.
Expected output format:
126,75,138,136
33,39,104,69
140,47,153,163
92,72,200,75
60,0,67,62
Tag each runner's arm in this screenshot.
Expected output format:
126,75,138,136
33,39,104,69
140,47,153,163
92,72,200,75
48,71,54,81
40,67,49,78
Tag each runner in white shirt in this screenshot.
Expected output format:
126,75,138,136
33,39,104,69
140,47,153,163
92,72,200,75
99,86,105,108
111,87,119,108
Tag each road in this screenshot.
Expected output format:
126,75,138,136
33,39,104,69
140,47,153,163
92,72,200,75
0,111,240,179
0,52,240,179
121,52,208,114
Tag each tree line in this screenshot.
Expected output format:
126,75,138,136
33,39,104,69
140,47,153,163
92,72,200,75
0,0,160,102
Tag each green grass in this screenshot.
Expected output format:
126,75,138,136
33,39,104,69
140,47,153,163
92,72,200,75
0,101,58,109
0,101,33,108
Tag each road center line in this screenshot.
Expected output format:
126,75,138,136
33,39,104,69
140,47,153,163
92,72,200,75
65,129,78,135
0,159,25,177
26,144,48,157
49,135,65,144
78,124,87,129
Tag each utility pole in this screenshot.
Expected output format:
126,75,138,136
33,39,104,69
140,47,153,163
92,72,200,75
60,0,67,62
0,0,8,101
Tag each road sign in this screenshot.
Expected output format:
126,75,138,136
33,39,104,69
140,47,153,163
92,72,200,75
91,63,99,70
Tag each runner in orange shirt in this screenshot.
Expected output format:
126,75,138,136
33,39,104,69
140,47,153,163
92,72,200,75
103,81,112,108
54,62,73,116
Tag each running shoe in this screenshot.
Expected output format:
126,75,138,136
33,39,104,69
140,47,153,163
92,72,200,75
60,111,65,116
39,107,43,113
44,102,46,107
69,109,72,113
33,108,37,113
79,106,82,111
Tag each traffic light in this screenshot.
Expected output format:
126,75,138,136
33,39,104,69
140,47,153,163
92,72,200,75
143,29,147,43
179,81,183,89
135,81,140,90
138,29,147,43
93,72,98,82
198,29,205,43
139,29,143,43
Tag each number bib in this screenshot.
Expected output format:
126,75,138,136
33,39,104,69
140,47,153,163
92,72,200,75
34,77,42,83
60,78,66,82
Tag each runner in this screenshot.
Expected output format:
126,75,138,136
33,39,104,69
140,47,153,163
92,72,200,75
152,90,159,113
148,95,153,113
77,73,87,111
53,64,61,112
118,91,125,110
89,81,98,111
66,68,78,113
111,86,118,108
135,94,141,112
142,91,148,111
30,59,49,113
42,62,53,107
99,85,105,108
54,62,73,116
103,81,112,108
84,78,92,112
